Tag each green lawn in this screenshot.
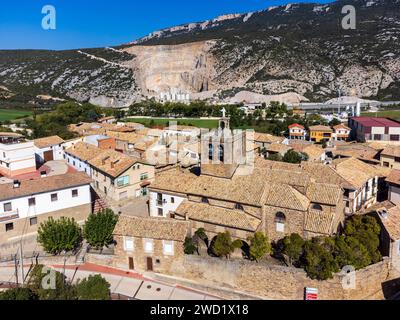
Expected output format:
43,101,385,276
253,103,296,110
123,117,219,129
0,109,33,121
361,110,400,121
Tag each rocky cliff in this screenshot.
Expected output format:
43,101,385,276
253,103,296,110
0,0,399,107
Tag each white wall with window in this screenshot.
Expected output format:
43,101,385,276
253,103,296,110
149,191,185,218
275,212,286,233
162,240,174,255
143,238,154,253
64,152,92,177
0,184,91,220
123,237,134,252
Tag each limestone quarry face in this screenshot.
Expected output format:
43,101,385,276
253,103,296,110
0,0,399,106
123,41,217,97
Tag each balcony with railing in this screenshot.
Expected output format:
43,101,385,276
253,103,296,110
0,209,19,222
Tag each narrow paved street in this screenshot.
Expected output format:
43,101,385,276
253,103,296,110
0,263,221,300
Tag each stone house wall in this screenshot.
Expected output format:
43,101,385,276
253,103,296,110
163,255,392,300
113,235,184,273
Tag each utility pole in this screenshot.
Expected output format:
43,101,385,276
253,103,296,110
19,243,25,284
14,254,19,286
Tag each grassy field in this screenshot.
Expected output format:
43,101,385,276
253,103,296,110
124,117,219,129
361,110,400,120
0,108,33,121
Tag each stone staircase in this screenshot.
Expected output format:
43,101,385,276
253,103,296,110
75,241,89,264
92,192,109,213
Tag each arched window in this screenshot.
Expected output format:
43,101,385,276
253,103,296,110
275,212,286,233
208,143,214,161
235,203,244,211
275,212,286,223
218,145,224,162
201,197,209,204
312,204,323,211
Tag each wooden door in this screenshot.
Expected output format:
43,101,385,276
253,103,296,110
128,257,134,270
43,150,54,162
146,257,153,271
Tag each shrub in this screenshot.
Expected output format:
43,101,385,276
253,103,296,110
333,235,371,270
0,287,37,300
282,149,303,164
183,237,197,255
211,232,235,258
37,217,82,254
302,238,339,280
248,232,271,262
281,233,305,266
83,209,119,249
343,215,381,264
75,274,111,300
27,265,76,300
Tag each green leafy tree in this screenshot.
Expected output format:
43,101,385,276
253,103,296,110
282,233,305,266
83,209,119,250
211,232,235,258
75,275,111,300
183,237,197,255
343,215,382,264
329,118,341,127
0,287,37,300
302,238,339,280
333,235,371,269
248,232,271,262
267,153,283,162
37,217,82,255
282,149,303,164
27,265,76,300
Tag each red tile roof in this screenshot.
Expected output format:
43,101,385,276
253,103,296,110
288,123,305,129
351,117,400,128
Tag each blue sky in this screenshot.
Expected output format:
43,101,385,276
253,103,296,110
0,0,331,50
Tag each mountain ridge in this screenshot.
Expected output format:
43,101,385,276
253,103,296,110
0,0,399,107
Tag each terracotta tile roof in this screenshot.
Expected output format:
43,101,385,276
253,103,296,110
89,149,141,178
0,132,23,138
253,133,284,144
150,168,196,194
333,143,380,162
309,125,333,132
98,116,115,122
175,201,261,232
376,205,400,240
65,142,106,162
265,183,310,211
266,143,292,154
386,169,400,185
113,215,189,242
289,123,305,129
187,169,269,206
332,157,380,189
306,183,342,205
302,145,325,161
34,135,64,149
0,172,92,201
304,209,335,235
265,169,310,189
333,124,351,131
381,146,400,158
200,164,238,179
106,131,144,144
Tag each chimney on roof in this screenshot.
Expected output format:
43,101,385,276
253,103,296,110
13,180,21,189
379,209,389,219
101,156,110,165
